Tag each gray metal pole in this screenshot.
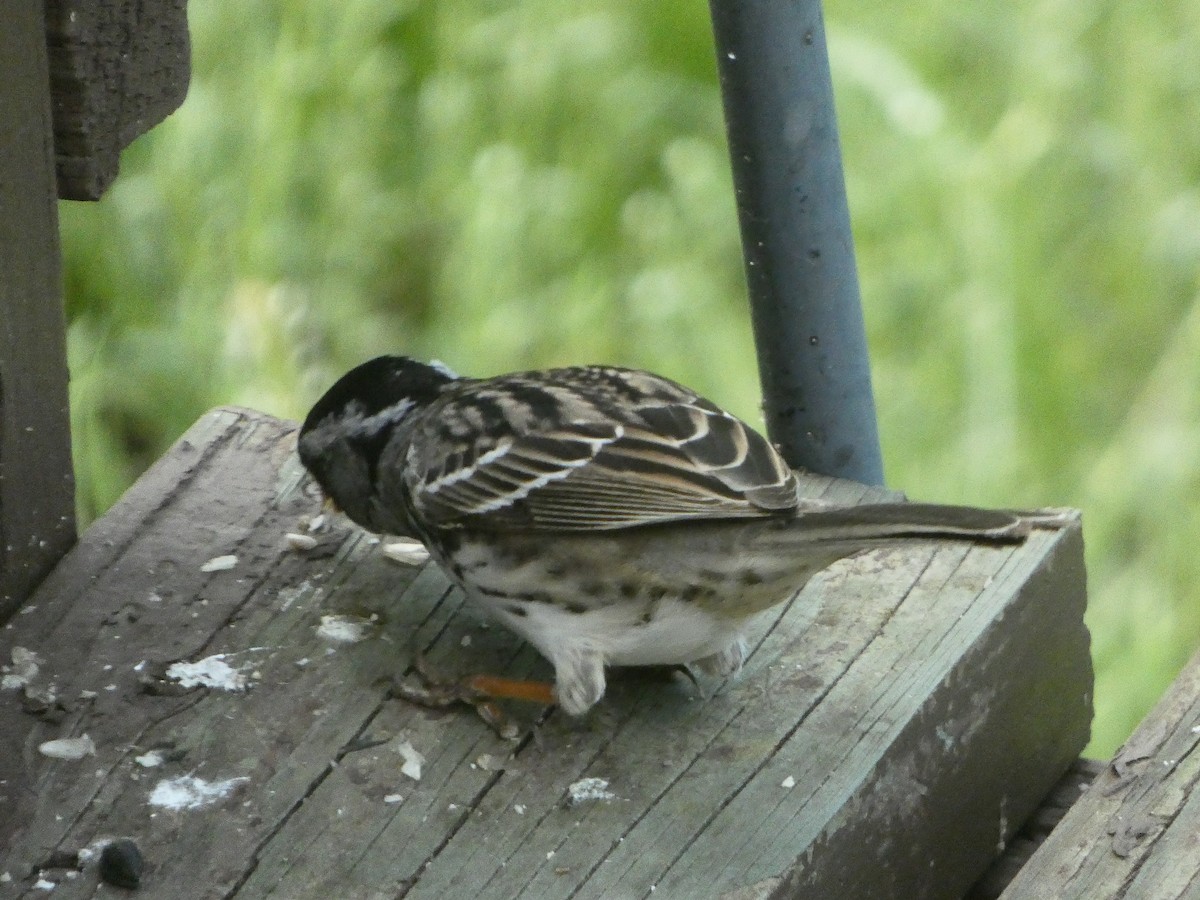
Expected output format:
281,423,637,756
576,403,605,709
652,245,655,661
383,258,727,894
709,0,885,485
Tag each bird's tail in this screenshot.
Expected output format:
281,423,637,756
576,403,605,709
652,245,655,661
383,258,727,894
600,502,1070,620
779,502,1033,545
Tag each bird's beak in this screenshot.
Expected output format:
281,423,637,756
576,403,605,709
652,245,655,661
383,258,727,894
322,494,341,514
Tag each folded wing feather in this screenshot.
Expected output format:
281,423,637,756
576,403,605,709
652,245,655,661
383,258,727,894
412,402,798,531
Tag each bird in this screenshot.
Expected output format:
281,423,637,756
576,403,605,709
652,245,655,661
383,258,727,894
297,355,1033,717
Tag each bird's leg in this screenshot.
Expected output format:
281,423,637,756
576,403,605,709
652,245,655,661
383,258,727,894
690,635,748,679
549,649,607,716
461,673,557,705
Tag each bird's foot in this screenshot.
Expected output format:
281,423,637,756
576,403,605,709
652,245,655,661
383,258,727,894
388,653,555,739
690,636,747,680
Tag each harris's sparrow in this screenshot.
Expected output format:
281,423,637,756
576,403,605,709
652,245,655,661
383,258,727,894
298,355,1029,715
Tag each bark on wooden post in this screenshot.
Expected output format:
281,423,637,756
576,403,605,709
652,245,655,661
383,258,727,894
0,0,77,619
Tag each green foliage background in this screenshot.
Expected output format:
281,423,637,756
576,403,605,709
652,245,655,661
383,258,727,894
60,0,1200,757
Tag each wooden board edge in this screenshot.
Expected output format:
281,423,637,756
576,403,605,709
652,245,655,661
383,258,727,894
771,521,1092,899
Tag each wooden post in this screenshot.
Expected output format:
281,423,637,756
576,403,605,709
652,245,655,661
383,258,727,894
44,0,192,200
0,0,77,619
0,0,192,617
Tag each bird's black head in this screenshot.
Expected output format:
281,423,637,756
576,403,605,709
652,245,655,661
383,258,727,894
298,355,456,533
300,356,454,437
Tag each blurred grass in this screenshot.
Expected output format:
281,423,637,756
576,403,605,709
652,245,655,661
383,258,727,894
58,0,1200,758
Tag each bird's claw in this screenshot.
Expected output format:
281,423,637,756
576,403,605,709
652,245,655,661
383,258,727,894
389,653,521,740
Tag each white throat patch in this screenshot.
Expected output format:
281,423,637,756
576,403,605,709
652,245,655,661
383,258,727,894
352,399,417,437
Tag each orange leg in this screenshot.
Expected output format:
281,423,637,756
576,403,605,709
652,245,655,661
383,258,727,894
464,674,556,706
389,655,555,738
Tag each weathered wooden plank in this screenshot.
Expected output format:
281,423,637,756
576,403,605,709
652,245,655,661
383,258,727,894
0,408,1089,898
44,0,192,200
0,410,299,864
999,648,1200,900
0,0,77,620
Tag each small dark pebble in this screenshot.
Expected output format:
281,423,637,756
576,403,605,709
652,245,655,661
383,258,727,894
99,839,144,889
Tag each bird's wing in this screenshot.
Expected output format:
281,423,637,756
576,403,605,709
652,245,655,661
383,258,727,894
405,368,798,531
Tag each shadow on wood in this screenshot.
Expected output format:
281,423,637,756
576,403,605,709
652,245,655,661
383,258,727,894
0,408,1090,898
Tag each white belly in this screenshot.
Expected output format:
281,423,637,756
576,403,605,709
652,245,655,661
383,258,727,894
480,592,742,669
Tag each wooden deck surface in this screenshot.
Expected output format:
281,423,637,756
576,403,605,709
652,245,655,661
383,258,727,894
0,407,1090,899
999,648,1200,900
